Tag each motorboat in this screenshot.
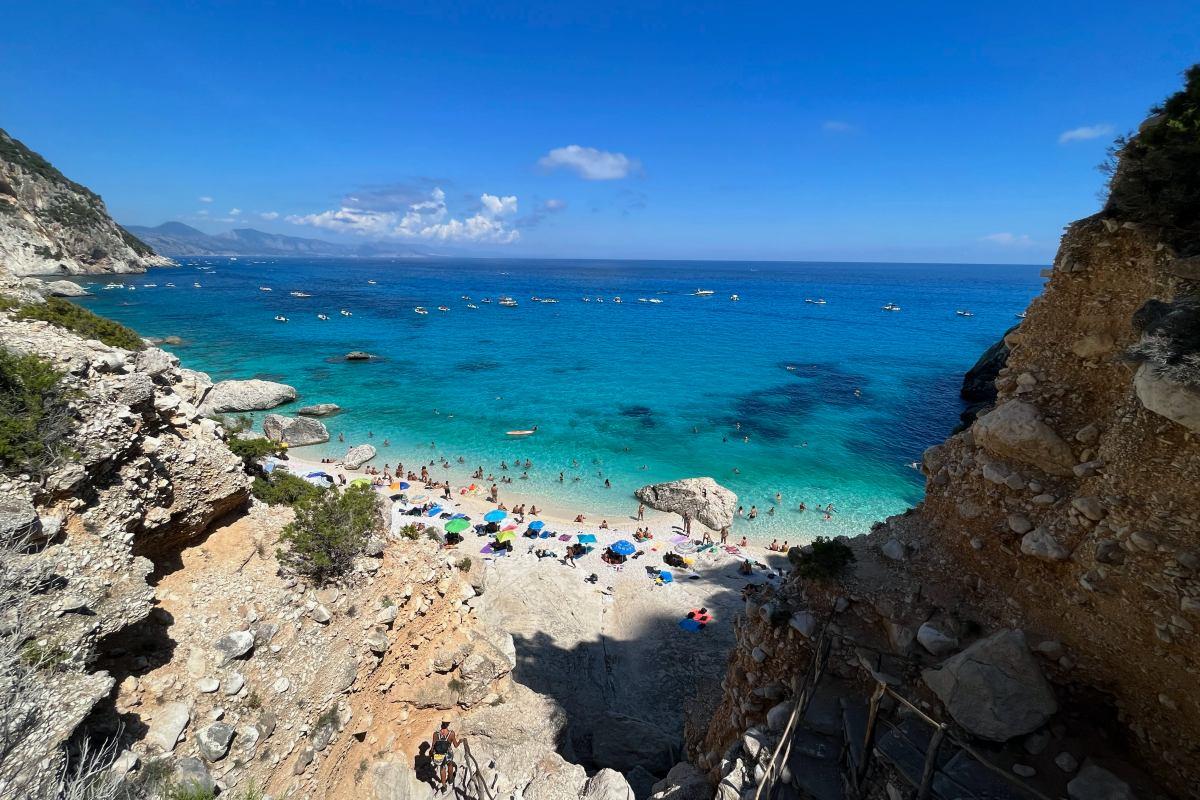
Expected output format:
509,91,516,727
692,289,715,296
367,279,377,285
506,427,538,436
461,295,471,300
289,291,312,298
481,298,493,304
882,303,901,312
595,297,604,304
730,294,740,301
955,310,974,317
127,285,136,290
530,296,542,302
165,283,176,288
142,283,157,288
1015,311,1027,319
274,315,288,322
814,299,827,305
541,298,559,304
414,307,429,315
438,306,451,312
317,313,330,320
340,309,352,316
193,282,202,288
582,297,591,302
498,297,518,307
612,297,622,304
648,298,663,304
103,283,121,290
637,298,648,303
467,303,479,309
260,286,272,292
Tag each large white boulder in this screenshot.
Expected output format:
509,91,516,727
972,400,1076,476
922,629,1057,742
343,444,377,469
199,379,296,415
634,477,737,530
582,769,636,800
262,414,329,446
1134,364,1200,433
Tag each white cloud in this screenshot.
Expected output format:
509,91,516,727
259,211,280,220
196,208,209,216
198,196,213,203
981,232,1034,246
822,120,855,133
287,187,520,243
538,145,639,180
1058,124,1114,144
229,208,241,216
543,198,567,211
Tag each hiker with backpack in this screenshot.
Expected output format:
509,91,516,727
431,720,461,793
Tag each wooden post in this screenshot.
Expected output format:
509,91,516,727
857,682,886,787
917,723,947,799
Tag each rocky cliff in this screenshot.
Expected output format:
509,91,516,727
679,73,1200,800
0,128,171,277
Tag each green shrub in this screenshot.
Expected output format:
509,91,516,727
276,484,382,582
251,471,322,506
456,557,472,572
230,436,286,468
16,297,143,350
1105,64,1200,254
399,523,422,541
0,347,74,479
787,536,856,580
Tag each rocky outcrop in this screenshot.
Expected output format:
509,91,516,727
197,378,296,415
297,402,340,416
262,413,329,446
635,477,737,530
343,444,376,469
0,127,172,277
1133,364,1200,432
971,399,1077,476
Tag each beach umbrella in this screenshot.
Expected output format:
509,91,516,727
349,477,371,487
577,533,597,544
445,518,470,534
528,520,545,531
425,505,443,517
495,530,516,544
611,540,637,557
398,482,411,490
483,509,507,523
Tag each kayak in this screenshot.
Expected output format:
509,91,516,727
507,429,536,436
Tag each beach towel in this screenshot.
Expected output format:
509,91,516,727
578,534,597,544
670,534,689,544
659,570,673,583
539,531,553,539
678,619,702,633
558,534,571,542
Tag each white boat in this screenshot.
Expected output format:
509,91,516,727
613,297,622,304
103,283,121,290
814,299,827,305
165,283,176,288
692,289,715,296
1015,311,1027,319
955,310,974,317
340,309,352,316
637,298,648,303
882,303,901,312
481,298,492,304
367,280,377,285
274,315,288,322
260,286,272,292
730,294,740,301
317,313,330,320
127,285,136,291
289,291,312,298
582,297,591,302
437,306,450,312
541,298,559,304
648,298,663,304
414,307,429,315
498,297,518,307
193,282,202,288
466,303,479,309
531,296,542,302
506,427,538,436
461,295,472,300
142,283,157,288
595,297,604,304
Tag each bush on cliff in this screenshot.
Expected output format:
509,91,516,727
1105,64,1200,254
251,471,322,507
229,436,286,469
788,536,855,580
0,347,74,477
16,297,143,351
276,483,381,582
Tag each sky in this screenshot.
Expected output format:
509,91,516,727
2,2,1198,263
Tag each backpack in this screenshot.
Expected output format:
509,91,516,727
433,730,451,755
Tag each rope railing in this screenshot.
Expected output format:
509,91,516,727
458,740,498,800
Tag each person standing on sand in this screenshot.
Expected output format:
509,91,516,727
637,503,644,521
720,526,730,544
489,484,498,502
682,512,692,536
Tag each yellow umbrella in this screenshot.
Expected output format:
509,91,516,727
495,530,516,544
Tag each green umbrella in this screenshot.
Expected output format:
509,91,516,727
444,518,470,534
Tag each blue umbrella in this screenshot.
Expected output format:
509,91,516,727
483,509,507,523
398,481,411,490
611,539,636,557
528,520,545,531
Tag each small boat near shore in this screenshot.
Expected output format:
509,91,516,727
730,294,740,301
340,309,352,316
317,313,330,320
274,315,288,322
437,306,450,312
955,309,974,317
414,307,429,315
1015,311,1027,319
290,291,312,298
882,303,901,312
648,298,663,304
506,426,538,436
260,286,272,292
499,297,518,307
692,289,715,296
467,303,479,309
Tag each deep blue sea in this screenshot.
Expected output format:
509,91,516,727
75,257,1043,542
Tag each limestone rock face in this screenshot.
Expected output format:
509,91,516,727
41,279,91,297
582,769,636,800
343,444,377,469
370,761,435,800
1133,364,1200,432
262,413,329,446
922,629,1057,742
199,379,296,415
635,477,737,530
971,400,1076,476
145,702,191,753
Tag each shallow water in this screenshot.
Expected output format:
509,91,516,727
77,256,1043,542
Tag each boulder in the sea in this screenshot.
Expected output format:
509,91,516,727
345,351,377,361
297,403,341,417
199,379,296,415
343,444,376,469
922,629,1057,742
971,400,1076,476
634,477,737,531
41,279,90,297
1133,364,1200,433
262,414,329,447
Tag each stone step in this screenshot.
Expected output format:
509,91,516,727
841,697,869,774
802,676,855,736
787,751,845,800
934,750,1039,800
873,717,953,788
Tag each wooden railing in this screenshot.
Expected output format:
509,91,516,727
458,740,498,800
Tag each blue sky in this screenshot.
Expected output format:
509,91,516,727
2,2,1198,263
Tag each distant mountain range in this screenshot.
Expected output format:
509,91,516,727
123,221,441,258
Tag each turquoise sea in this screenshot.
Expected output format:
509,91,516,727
76,257,1043,542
